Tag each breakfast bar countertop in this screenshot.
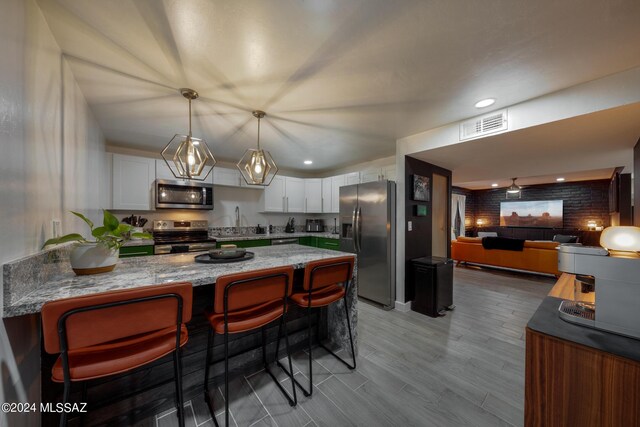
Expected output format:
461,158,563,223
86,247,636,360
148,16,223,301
3,244,354,318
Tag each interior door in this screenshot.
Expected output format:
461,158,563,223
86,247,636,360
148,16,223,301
432,173,448,258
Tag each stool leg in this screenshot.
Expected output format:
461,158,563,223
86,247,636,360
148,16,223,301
306,307,314,396
79,382,87,427
264,318,297,406
173,348,185,427
275,312,312,397
224,329,230,427
318,296,356,370
203,328,220,427
59,378,70,427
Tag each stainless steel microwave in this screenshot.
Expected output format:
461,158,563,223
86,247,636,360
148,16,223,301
155,179,213,210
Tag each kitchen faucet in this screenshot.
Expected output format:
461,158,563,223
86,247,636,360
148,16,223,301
235,206,240,228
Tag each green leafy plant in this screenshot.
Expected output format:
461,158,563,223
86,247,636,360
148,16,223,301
43,210,152,251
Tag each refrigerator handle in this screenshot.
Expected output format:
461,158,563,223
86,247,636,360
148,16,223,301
352,207,359,253
357,206,362,252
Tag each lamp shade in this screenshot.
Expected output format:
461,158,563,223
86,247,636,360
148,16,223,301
599,226,640,252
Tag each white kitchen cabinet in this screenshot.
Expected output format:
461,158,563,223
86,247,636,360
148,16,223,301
345,172,360,185
331,174,346,213
360,169,381,183
285,177,305,213
213,166,241,187
263,175,286,212
156,159,215,183
322,177,332,213
382,164,396,181
359,165,396,183
305,179,323,213
113,154,155,210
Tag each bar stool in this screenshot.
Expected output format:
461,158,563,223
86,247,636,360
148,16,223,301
40,282,193,427
277,256,356,397
203,266,297,427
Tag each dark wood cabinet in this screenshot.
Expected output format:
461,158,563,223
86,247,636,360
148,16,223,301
525,328,640,427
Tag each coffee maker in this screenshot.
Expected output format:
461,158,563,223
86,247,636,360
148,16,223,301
557,241,640,339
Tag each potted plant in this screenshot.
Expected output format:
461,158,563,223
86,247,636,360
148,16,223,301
43,210,152,275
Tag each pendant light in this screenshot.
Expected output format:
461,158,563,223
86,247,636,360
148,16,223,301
237,110,278,186
161,88,216,181
506,177,522,199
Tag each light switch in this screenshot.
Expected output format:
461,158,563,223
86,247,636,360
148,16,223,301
407,221,412,231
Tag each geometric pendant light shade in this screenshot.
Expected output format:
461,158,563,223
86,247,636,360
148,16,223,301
161,88,216,181
237,110,279,186
505,177,522,199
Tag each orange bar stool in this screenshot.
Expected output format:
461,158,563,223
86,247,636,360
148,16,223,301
41,282,193,427
277,256,356,397
203,266,297,427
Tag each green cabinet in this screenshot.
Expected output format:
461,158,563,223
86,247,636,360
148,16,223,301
299,236,318,247
119,245,154,258
216,239,272,249
317,237,340,250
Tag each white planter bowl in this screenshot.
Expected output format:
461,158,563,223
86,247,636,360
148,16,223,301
70,243,119,275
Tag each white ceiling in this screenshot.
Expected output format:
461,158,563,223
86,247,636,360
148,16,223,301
412,103,640,189
37,0,640,172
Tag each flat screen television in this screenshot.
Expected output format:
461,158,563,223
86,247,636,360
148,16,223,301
500,200,563,228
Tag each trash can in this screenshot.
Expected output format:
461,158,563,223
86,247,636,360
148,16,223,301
411,256,455,317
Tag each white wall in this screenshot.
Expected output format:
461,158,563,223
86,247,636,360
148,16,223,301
0,0,107,424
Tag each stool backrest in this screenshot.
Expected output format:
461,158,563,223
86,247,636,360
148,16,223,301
214,266,294,313
303,256,354,291
41,282,193,354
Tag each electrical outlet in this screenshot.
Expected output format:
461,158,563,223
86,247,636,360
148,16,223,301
52,219,62,238
407,221,412,231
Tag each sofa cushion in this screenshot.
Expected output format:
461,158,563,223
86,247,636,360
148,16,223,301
524,241,560,250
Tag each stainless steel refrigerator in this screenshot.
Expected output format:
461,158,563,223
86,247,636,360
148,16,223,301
339,180,396,309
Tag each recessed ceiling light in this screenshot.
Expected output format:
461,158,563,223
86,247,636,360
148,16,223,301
556,177,565,182
491,183,498,187
303,160,313,165
474,98,496,108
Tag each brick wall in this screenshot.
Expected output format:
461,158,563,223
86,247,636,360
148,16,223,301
473,180,610,229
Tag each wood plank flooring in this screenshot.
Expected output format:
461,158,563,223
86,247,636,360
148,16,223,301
139,265,553,427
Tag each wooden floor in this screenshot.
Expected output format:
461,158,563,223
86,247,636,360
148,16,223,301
139,265,554,427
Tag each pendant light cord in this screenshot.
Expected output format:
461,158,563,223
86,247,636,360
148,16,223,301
256,116,261,150
188,98,192,137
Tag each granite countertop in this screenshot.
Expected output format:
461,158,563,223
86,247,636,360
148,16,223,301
214,232,339,242
122,239,155,247
4,244,354,318
527,296,640,363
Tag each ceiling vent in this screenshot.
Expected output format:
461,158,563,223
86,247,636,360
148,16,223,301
459,109,508,141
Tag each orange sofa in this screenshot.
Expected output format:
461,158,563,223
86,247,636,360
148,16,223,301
451,236,560,276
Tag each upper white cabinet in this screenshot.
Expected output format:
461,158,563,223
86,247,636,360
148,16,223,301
156,159,215,183
263,175,286,212
213,166,241,187
113,154,155,210
330,174,346,213
285,177,305,213
359,165,396,183
322,177,332,213
305,179,323,213
262,176,306,212
345,172,360,185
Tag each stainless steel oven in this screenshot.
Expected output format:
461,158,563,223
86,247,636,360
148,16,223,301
155,179,213,210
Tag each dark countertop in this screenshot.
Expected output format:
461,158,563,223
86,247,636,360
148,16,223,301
527,296,640,363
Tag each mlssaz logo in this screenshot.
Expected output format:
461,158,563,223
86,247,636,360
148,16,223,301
41,402,88,413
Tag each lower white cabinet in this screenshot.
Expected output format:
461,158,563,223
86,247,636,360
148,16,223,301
113,154,155,210
305,179,323,213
